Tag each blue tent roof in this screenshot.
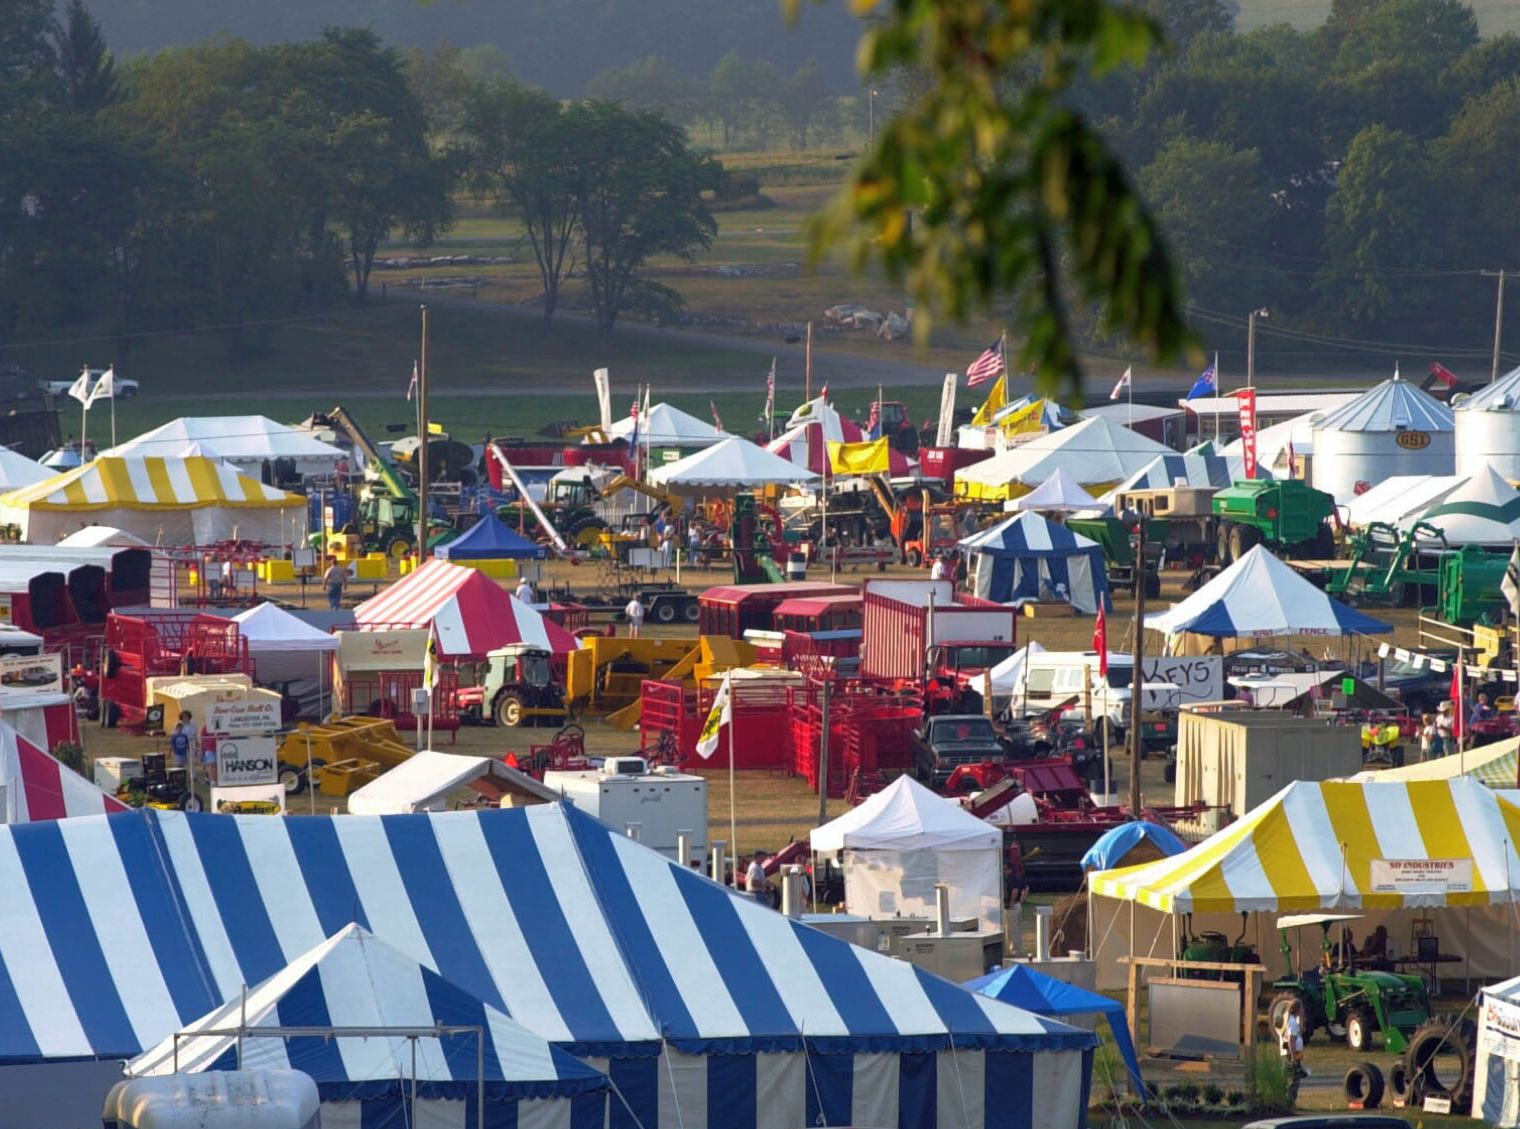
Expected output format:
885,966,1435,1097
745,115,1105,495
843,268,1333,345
965,964,1146,1101
434,512,548,560
1081,821,1188,873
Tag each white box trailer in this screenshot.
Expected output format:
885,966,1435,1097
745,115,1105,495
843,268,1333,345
544,757,708,865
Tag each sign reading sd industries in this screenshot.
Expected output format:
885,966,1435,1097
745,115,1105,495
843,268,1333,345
1370,857,1473,895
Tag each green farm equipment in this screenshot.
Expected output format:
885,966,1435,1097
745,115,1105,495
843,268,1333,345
1177,915,1260,983
1267,913,1431,1054
1436,544,1511,627
1210,479,1336,564
1066,515,1165,598
1327,521,1446,605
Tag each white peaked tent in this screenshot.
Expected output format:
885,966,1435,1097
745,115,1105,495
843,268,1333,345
956,416,1172,501
1146,543,1392,643
1342,474,1467,529
1008,467,1105,512
1409,464,1520,546
607,402,727,447
650,436,819,489
0,447,52,491
1476,973,1520,1124
106,416,345,477
232,602,337,716
1222,411,1318,477
812,774,1004,929
57,524,150,547
988,640,1048,695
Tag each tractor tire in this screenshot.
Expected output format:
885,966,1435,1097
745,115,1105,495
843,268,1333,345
386,536,414,560
279,766,307,795
103,647,121,678
1343,1062,1385,1109
1313,522,1336,560
682,601,700,624
1406,1015,1478,1113
1214,522,1232,565
100,700,120,729
1270,990,1314,1044
654,601,677,624
1143,571,1162,600
1389,1060,1418,1106
179,792,202,813
1346,1008,1377,1053
495,693,525,728
565,515,607,550
905,547,923,568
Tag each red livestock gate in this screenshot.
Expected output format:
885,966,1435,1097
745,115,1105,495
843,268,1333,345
787,678,921,798
342,666,461,742
100,611,254,727
638,677,793,769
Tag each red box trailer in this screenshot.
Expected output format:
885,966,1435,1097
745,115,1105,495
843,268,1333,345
860,578,1018,688
917,446,993,486
697,581,855,639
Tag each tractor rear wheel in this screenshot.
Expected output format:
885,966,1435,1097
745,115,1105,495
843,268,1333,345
1346,1007,1377,1053
682,601,700,623
1406,1015,1477,1113
1270,989,1313,1044
495,693,525,728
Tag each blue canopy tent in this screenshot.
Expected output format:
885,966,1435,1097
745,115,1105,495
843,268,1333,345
965,965,1146,1103
1081,822,1188,873
434,512,549,561
961,511,1111,614
0,804,1097,1129
127,924,610,1129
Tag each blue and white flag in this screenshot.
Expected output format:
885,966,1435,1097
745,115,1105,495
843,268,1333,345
1186,357,1218,400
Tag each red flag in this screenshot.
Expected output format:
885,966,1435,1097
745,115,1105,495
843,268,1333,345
1430,362,1460,389
1451,663,1465,740
1094,603,1108,678
710,400,724,432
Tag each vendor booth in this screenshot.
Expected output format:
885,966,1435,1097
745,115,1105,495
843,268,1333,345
1087,777,1520,990
231,602,338,718
433,511,549,580
1475,972,1520,1124
347,749,557,814
812,774,1005,930
961,511,1110,614
331,627,458,736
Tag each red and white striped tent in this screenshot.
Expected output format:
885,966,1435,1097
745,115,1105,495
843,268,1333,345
0,720,127,823
354,559,579,658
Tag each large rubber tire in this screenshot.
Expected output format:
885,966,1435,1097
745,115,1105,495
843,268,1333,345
1406,1015,1477,1113
495,693,525,728
103,647,121,678
1313,522,1336,559
1346,1007,1377,1053
565,515,607,549
655,601,677,624
1215,522,1232,565
1270,989,1314,1045
180,792,202,813
1389,1060,1417,1105
682,600,700,623
279,766,306,795
100,700,120,729
1343,1062,1385,1109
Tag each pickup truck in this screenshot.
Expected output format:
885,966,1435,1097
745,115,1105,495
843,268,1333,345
40,368,139,399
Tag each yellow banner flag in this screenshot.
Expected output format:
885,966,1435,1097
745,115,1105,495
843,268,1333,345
970,373,1007,428
828,437,892,476
1000,398,1046,437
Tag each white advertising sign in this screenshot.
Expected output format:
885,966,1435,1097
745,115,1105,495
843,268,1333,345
1370,858,1473,895
208,698,281,735
1143,656,1223,705
1483,993,1520,1061
0,653,63,695
214,735,279,787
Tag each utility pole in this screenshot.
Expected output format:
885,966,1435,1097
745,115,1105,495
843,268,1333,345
418,305,430,562
805,321,813,402
1247,308,1269,387
868,88,877,146
1483,270,1510,384
1128,517,1146,817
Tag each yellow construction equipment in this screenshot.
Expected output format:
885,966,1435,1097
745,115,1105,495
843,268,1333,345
602,474,686,517
277,717,415,797
575,635,760,731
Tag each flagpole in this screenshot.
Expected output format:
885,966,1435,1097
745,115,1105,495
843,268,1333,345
728,683,738,862
1127,365,1134,430
1213,351,1221,445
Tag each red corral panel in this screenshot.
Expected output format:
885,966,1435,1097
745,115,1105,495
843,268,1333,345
860,578,1017,682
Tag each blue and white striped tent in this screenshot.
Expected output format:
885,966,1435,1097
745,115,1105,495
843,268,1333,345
1145,543,1391,640
1105,452,1264,497
0,803,1095,1129
961,511,1111,614
128,924,609,1129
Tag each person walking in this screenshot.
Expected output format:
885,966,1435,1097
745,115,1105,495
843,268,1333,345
624,593,645,637
323,558,348,610
746,850,771,906
170,710,197,771
1419,713,1438,762
514,576,535,605
929,557,947,581
1436,701,1456,756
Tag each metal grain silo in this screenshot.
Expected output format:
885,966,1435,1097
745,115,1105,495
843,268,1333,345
1310,374,1455,504
1454,364,1520,480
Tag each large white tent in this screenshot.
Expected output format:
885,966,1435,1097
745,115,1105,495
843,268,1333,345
607,403,727,448
1007,467,1105,512
106,416,345,477
231,602,338,716
0,447,52,491
987,641,1048,696
1221,411,1319,478
812,774,1004,930
1342,474,1466,529
650,436,819,489
1408,464,1520,546
1145,544,1392,643
955,416,1171,501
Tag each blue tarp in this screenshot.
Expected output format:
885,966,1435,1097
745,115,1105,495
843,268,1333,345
965,964,1146,1104
434,512,548,560
1080,821,1188,874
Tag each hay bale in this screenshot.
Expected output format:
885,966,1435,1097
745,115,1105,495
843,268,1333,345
1050,892,1088,953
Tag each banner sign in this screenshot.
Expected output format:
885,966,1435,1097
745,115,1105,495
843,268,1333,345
1483,993,1520,1060
1143,656,1223,705
208,698,281,736
1238,387,1258,480
1370,858,1473,895
0,653,62,696
213,735,278,787
936,373,957,449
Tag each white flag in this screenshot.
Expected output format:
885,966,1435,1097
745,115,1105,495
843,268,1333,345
1504,541,1520,620
1110,366,1131,401
407,361,419,402
66,367,92,406
593,367,612,433
695,673,733,759
86,366,115,407
935,373,957,448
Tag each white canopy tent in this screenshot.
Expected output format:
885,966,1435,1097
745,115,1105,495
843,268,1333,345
1221,410,1319,477
0,447,52,491
1476,973,1520,1124
650,436,819,490
106,416,345,477
57,524,150,548
955,416,1172,501
1408,464,1520,546
607,403,727,447
987,640,1048,695
1341,474,1466,529
812,774,1004,929
231,602,338,717
1007,467,1105,512
347,750,555,814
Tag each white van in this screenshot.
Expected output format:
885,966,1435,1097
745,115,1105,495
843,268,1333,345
1008,650,1181,734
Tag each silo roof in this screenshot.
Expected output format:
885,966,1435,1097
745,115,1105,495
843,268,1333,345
1454,364,1520,411
1311,376,1454,433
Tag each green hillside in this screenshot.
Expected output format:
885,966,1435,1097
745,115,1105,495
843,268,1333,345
1235,0,1520,33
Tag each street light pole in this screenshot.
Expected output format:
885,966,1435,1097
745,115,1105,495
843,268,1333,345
1246,307,1269,387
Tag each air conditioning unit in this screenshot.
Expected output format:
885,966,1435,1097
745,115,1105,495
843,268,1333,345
892,931,1006,982
601,757,648,777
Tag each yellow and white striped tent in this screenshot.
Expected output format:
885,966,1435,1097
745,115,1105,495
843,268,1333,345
1088,778,1520,988
0,456,307,547
954,416,1172,502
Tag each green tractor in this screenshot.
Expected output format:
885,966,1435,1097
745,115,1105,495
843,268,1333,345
1177,914,1260,982
1267,913,1431,1054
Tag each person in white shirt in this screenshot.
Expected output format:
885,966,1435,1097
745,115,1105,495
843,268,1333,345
625,595,645,637
929,557,947,581
514,578,535,605
746,851,771,906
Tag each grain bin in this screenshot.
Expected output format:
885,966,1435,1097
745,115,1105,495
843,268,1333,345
1310,373,1454,503
1454,363,1520,479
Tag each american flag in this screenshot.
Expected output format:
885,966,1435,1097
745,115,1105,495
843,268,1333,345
966,337,1005,387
